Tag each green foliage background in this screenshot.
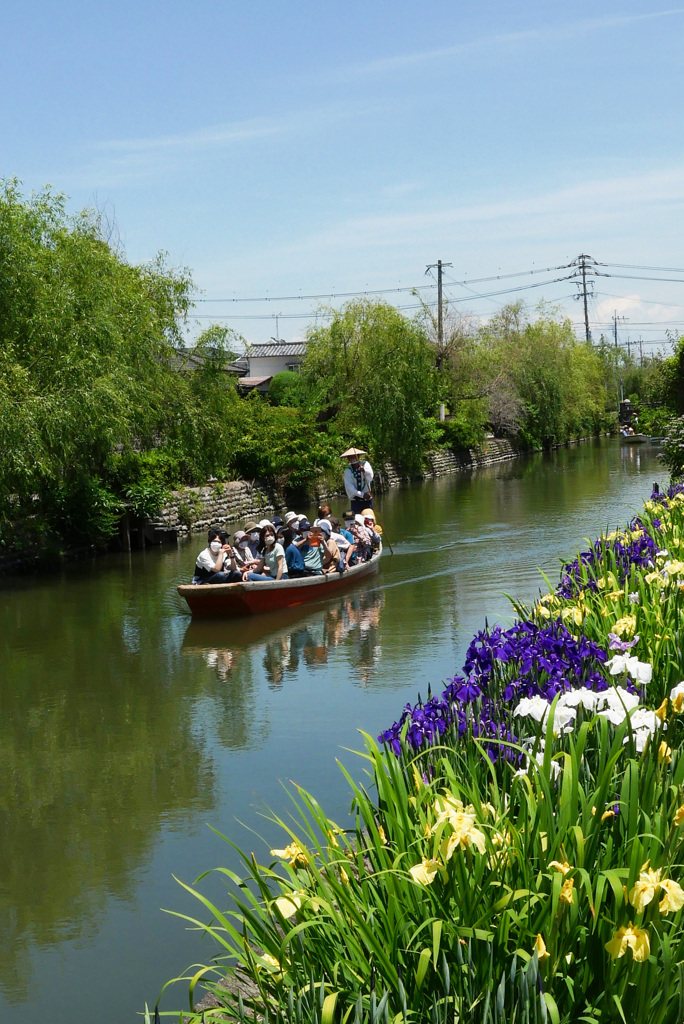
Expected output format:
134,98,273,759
1,181,678,553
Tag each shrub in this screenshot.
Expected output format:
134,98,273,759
434,412,486,452
660,416,684,477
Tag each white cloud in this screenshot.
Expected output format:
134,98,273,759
331,8,684,81
71,100,385,187
248,162,684,259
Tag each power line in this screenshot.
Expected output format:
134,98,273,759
196,262,573,304
600,272,684,285
195,283,437,303
600,261,684,274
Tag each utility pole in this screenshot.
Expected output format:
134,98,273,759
613,311,628,407
640,337,643,368
570,253,598,342
426,259,452,370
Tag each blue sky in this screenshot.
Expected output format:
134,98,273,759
4,1,684,348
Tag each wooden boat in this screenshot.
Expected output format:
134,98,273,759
620,432,650,444
178,547,382,618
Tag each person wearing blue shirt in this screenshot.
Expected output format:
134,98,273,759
283,526,307,577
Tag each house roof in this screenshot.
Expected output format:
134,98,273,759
245,342,306,358
170,347,241,373
237,375,274,388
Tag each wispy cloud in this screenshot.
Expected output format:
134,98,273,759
331,8,684,80
258,163,684,257
72,100,384,187
94,110,327,155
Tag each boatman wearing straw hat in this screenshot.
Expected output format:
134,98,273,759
342,446,374,515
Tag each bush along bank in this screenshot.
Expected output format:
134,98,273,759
159,482,684,1024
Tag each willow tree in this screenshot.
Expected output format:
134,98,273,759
303,299,439,471
0,179,193,542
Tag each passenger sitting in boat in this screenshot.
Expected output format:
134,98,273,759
296,518,324,575
342,510,355,537
284,511,300,529
314,519,341,574
361,508,382,551
193,528,243,584
272,515,284,543
283,526,307,577
329,515,354,568
243,523,287,582
242,520,261,557
351,515,373,562
232,530,256,572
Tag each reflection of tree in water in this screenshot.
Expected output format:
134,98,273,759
0,567,266,1004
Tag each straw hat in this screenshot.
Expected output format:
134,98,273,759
340,446,367,458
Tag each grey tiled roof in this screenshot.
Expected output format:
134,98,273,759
245,342,306,358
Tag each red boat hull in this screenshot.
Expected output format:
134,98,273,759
178,549,381,618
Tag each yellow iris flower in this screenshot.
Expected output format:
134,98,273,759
437,807,487,859
549,860,572,875
629,862,684,914
675,804,684,827
409,858,441,885
270,841,309,867
560,878,575,904
534,934,550,960
613,615,637,637
274,892,304,918
658,741,673,765
605,923,650,961
655,699,669,722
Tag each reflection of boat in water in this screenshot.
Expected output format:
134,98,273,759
182,588,386,686
178,547,381,618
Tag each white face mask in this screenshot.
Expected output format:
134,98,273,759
239,540,250,549
250,532,259,542
210,541,222,553
265,535,275,546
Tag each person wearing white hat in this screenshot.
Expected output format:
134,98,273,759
351,515,373,562
313,518,341,574
341,447,374,515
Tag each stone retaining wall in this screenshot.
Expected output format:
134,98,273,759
158,439,522,535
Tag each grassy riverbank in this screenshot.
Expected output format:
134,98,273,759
160,481,684,1024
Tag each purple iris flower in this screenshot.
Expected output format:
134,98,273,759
379,618,611,760
608,632,640,652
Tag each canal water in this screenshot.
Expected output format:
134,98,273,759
0,439,663,1023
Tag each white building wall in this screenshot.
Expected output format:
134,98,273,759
249,355,303,377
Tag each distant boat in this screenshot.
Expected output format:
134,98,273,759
178,547,382,618
620,432,651,444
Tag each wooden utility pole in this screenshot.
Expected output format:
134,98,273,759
426,259,452,370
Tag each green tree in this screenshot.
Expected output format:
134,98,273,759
0,179,193,543
474,303,609,448
303,299,439,471
267,370,310,408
